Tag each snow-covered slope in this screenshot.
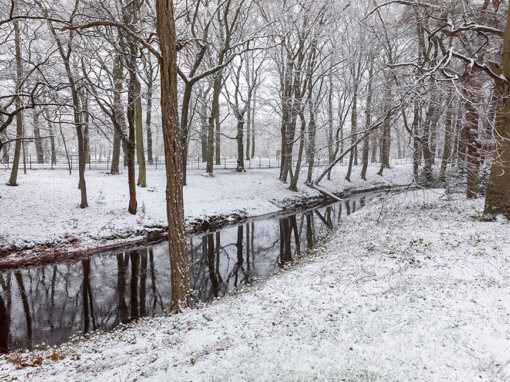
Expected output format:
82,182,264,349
1,190,509,381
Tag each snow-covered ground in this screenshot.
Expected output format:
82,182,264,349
0,163,412,255
1,190,509,381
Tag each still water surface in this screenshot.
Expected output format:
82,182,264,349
0,191,385,352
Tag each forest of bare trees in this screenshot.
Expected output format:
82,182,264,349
1,0,510,311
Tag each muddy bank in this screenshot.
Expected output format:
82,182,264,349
0,184,413,270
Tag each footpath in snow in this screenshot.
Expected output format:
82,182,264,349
0,190,509,381
0,164,412,259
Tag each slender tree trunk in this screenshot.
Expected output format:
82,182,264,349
421,101,438,184
361,58,374,180
111,55,124,175
377,85,393,176
40,6,88,207
180,82,193,185
126,46,138,213
246,96,251,161
135,79,146,187
146,63,154,166
33,111,44,163
345,80,358,181
326,74,334,181
212,73,222,166
45,108,57,165
465,91,481,199
81,93,90,165
199,90,208,162
236,114,245,172
306,90,317,185
110,55,126,175
289,109,305,191
59,123,72,174
8,20,24,187
251,87,256,158
439,91,454,183
207,74,222,175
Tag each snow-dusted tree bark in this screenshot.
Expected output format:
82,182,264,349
156,0,190,312
485,6,510,217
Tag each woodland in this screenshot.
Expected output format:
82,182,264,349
0,0,509,380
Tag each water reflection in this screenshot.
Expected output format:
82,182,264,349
0,194,376,351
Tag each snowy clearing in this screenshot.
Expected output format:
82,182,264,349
0,163,412,256
1,189,509,381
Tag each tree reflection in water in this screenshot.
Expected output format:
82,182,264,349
0,192,381,351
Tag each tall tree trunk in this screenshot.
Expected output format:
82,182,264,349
306,89,317,185
45,108,57,165
207,73,222,175
126,47,138,213
156,0,190,312
485,8,510,217
111,55,124,175
40,4,88,207
251,87,256,158
288,109,305,191
180,81,193,185
326,74,334,181
345,80,358,181
412,102,421,179
33,111,44,163
8,20,24,187
236,114,245,172
361,58,375,181
135,79,146,187
421,100,438,184
439,90,454,183
465,91,481,199
199,90,208,162
246,95,251,161
146,63,154,166
377,84,393,177
81,93,90,165
212,73,222,166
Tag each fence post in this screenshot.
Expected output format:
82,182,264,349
224,157,226,169
30,155,32,170
268,157,270,168
259,157,261,168
197,157,200,169
155,157,158,170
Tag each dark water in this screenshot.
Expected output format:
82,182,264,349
0,191,384,352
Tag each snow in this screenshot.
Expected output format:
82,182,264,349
1,189,509,381
0,163,413,257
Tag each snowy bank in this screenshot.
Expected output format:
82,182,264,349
0,164,412,261
1,190,509,381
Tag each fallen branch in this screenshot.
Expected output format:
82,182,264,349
313,104,400,186
307,183,342,202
